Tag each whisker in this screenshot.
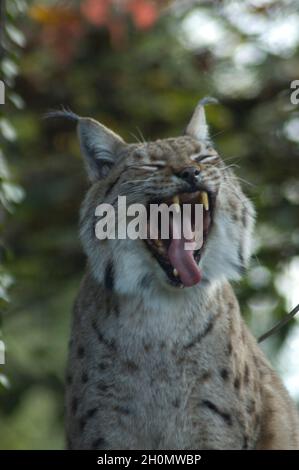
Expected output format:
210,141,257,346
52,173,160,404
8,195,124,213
135,126,146,143
234,177,255,188
210,129,226,139
220,181,252,208
222,155,242,164
223,164,241,171
129,132,142,144
122,179,152,185
121,174,155,186
224,171,256,189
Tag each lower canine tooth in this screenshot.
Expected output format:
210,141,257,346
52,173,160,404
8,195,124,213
172,195,180,213
201,191,209,211
173,268,179,277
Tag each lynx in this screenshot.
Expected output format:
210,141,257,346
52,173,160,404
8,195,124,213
52,100,299,449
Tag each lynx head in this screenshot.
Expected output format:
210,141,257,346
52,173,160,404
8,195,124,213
49,100,255,297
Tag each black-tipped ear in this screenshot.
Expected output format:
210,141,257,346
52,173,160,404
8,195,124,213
77,118,126,182
45,109,126,182
186,97,218,141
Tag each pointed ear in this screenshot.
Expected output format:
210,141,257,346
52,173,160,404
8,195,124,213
186,97,218,141
77,118,126,182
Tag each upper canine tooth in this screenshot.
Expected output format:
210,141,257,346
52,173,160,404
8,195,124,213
173,268,179,277
172,195,180,213
201,191,209,211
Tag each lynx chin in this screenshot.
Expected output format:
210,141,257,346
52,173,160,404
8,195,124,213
49,99,299,450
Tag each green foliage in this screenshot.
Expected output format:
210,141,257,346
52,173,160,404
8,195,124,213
0,0,299,449
0,0,26,388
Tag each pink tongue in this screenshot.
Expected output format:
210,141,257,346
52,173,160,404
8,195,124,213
168,238,201,287
168,213,202,287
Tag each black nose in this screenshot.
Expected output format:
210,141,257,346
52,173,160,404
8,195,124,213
178,166,201,185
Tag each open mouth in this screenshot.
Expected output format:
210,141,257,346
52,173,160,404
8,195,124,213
145,190,214,288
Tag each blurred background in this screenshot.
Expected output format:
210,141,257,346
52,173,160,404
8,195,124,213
0,0,299,449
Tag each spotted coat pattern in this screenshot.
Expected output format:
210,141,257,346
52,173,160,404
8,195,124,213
65,120,299,450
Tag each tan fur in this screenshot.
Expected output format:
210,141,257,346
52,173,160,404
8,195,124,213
64,111,299,450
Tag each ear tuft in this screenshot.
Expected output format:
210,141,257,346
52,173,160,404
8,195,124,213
44,107,79,123
186,97,218,141
46,108,125,182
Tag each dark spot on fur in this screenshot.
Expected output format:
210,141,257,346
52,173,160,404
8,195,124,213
220,368,229,380
92,323,116,351
140,273,154,289
98,362,108,371
113,405,131,415
238,249,245,271
241,208,247,227
234,377,240,390
184,314,217,349
253,355,259,367
160,341,166,349
66,374,73,385
77,345,85,358
144,342,152,352
231,261,246,276
124,360,139,373
79,417,86,431
201,399,232,426
71,397,78,415
227,341,233,355
92,437,106,449
246,399,255,415
104,261,114,291
242,434,249,450
200,370,212,382
81,371,88,383
172,397,180,408
114,302,120,317
244,364,249,385
97,382,109,392
86,408,97,419
264,431,275,442
255,414,261,427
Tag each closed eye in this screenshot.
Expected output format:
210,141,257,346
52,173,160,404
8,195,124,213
190,153,219,164
128,161,166,172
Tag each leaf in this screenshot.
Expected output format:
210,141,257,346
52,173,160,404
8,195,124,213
0,374,10,389
0,151,11,179
8,92,25,109
0,119,17,141
0,271,14,302
1,182,25,204
6,24,26,47
1,58,18,79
